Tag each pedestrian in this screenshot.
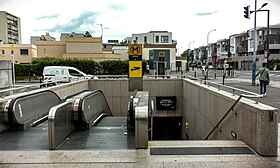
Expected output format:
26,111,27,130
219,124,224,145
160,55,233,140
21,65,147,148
255,62,270,96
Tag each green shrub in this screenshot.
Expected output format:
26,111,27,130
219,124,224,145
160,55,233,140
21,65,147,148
16,58,149,78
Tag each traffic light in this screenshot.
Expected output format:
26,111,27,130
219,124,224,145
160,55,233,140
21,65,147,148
244,6,250,19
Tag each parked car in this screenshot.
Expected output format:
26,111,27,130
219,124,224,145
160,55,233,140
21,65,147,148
208,65,214,69
217,65,223,70
223,64,233,70
42,66,98,84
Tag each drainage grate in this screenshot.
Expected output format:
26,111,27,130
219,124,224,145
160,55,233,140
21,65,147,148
150,147,255,155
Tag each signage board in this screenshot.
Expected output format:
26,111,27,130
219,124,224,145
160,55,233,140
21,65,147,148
156,96,176,110
129,61,142,78
128,44,142,56
129,55,142,61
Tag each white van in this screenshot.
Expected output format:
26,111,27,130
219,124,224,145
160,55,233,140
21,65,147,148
43,66,98,83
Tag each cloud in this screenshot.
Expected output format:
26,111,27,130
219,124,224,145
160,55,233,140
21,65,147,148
196,10,218,16
36,13,60,20
108,4,126,11
46,11,99,33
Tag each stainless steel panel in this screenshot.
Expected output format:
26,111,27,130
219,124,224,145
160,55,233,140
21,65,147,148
82,90,112,124
135,91,149,149
69,90,112,129
48,101,75,150
0,100,10,132
11,91,61,125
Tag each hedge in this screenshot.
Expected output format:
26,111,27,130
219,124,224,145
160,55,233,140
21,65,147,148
15,58,147,77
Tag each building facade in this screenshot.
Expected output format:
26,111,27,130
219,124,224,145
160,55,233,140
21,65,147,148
131,31,173,45
128,31,177,72
0,11,22,44
0,44,37,64
36,37,121,61
193,24,280,70
30,32,56,45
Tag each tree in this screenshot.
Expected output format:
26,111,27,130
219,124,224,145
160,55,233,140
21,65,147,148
181,49,192,61
118,38,131,46
84,31,92,37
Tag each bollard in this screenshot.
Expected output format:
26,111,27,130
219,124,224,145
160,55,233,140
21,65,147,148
194,71,196,78
214,72,216,79
222,73,225,85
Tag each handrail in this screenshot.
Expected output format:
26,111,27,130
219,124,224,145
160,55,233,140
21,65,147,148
0,80,68,97
205,93,263,140
200,80,262,104
76,90,112,127
149,100,154,141
127,89,138,129
97,75,128,79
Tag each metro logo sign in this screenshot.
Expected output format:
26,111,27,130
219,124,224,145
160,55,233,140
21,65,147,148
128,44,142,56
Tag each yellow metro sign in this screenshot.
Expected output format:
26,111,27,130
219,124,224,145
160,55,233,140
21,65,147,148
129,61,142,78
128,44,142,56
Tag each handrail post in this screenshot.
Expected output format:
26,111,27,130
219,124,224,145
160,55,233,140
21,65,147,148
205,93,262,140
205,95,243,140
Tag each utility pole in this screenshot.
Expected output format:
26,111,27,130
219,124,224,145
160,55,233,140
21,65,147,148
11,44,15,87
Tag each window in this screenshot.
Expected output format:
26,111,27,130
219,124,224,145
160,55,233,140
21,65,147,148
144,36,147,43
69,69,83,76
1,50,4,55
20,49,28,55
155,36,159,43
161,36,169,43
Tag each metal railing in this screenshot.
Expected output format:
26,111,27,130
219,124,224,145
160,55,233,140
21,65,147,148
97,75,128,79
204,93,263,140
200,80,262,104
127,89,138,129
149,100,154,141
0,80,66,97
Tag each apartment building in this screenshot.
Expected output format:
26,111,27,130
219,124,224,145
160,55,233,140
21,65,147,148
131,31,173,45
30,32,56,45
0,11,22,44
128,31,177,72
60,32,85,41
193,23,280,70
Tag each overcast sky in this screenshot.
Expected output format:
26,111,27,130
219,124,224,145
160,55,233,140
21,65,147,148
1,0,280,53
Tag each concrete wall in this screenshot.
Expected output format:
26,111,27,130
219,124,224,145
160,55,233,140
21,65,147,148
0,61,12,89
49,80,89,99
183,79,278,156
88,79,183,117
89,79,130,116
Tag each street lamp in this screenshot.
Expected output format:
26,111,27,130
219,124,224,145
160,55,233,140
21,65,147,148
188,41,195,49
188,41,195,71
207,29,216,79
207,29,216,45
177,47,183,56
97,24,103,42
207,29,216,61
251,1,268,86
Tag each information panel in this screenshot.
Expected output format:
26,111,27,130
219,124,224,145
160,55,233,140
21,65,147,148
129,61,142,78
156,96,176,110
